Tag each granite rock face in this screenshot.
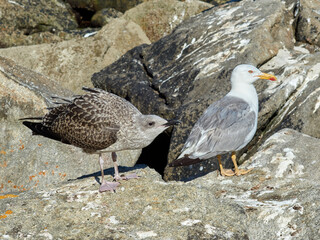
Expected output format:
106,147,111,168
0,0,79,48
123,0,212,42
91,8,123,27
65,0,143,13
0,57,141,193
1,129,320,239
91,0,297,181
255,48,320,145
296,0,320,47
0,0,212,95
0,18,150,94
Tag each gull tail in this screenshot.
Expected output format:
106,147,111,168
19,117,43,121
22,121,69,144
169,155,203,167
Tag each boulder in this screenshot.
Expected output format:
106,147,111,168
238,128,320,239
91,8,123,27
0,0,212,95
91,0,296,181
0,18,150,94
65,0,143,13
296,0,320,47
123,0,212,42
202,0,231,5
1,128,320,239
0,57,140,193
0,0,79,48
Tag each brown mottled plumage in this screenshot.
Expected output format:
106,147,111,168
22,87,180,192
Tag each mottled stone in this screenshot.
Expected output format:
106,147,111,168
0,0,79,48
65,0,143,12
296,0,320,47
0,18,150,94
250,47,320,153
123,0,212,42
91,8,123,27
1,129,320,239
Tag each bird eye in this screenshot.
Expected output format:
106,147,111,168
248,70,253,73
148,121,155,127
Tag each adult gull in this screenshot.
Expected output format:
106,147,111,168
170,64,276,176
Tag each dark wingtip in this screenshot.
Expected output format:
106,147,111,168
22,121,68,143
169,155,202,167
19,117,43,121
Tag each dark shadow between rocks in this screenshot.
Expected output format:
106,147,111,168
72,8,95,28
136,131,172,177
167,153,235,182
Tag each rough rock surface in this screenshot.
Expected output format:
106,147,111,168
0,0,79,48
91,8,123,27
123,0,212,42
1,129,320,239
0,18,150,94
91,0,296,181
0,57,141,193
296,0,320,47
65,0,143,13
253,47,320,150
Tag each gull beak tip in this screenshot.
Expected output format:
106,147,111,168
164,119,181,127
257,73,277,81
269,76,277,81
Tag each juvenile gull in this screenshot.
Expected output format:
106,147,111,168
170,64,276,176
21,87,180,192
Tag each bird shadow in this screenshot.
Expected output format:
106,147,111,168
74,164,147,185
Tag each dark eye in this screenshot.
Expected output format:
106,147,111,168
148,121,155,127
248,70,253,73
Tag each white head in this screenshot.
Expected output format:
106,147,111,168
135,115,180,146
231,64,276,85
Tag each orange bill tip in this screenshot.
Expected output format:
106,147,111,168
256,73,277,81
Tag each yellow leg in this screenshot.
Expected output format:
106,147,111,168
231,152,253,176
217,155,235,177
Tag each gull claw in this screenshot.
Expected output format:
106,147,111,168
99,181,120,193
114,173,140,181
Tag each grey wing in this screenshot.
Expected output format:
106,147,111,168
182,97,256,159
50,92,121,151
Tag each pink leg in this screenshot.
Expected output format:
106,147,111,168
98,153,120,193
112,152,139,181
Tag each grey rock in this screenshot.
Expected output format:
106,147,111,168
91,0,296,181
0,166,249,239
0,0,79,48
65,0,143,13
202,0,231,5
122,0,212,42
238,128,320,239
247,46,320,159
0,57,140,193
0,18,150,94
1,128,320,239
91,8,123,27
296,0,320,47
